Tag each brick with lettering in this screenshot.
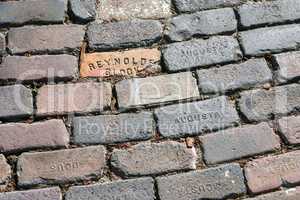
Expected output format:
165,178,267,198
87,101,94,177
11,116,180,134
197,59,272,94
200,122,281,164
278,116,300,145
244,187,300,200
0,55,78,82
66,178,155,200
115,72,199,110
80,48,161,78
157,163,246,200
17,146,106,187
0,33,5,55
239,84,300,122
36,82,112,116
155,96,239,138
167,8,237,42
0,155,10,188
111,141,197,176
8,25,85,55
87,20,162,51
163,36,242,72
0,187,62,200
240,24,300,56
244,150,300,194
70,0,96,22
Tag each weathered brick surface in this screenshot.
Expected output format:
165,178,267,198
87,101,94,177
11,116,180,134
8,25,85,54
278,116,300,145
157,163,246,200
111,141,197,176
0,85,33,120
239,84,300,122
200,122,281,164
240,24,300,56
0,187,62,200
167,8,237,42
238,0,300,28
244,187,300,200
73,112,154,144
0,155,10,187
0,55,78,82
197,59,272,94
245,150,300,194
163,36,242,72
0,0,65,26
0,119,69,153
70,0,96,22
36,82,112,116
0,33,5,55
116,72,199,109
155,96,239,138
87,20,162,51
66,178,155,200
17,146,106,187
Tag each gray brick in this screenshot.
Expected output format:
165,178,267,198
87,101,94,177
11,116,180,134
238,0,300,28
278,116,300,145
240,24,300,56
111,141,197,176
0,33,5,55
155,96,239,138
239,84,300,122
87,20,162,51
66,178,155,200
73,112,154,144
157,163,246,200
0,85,33,120
8,25,85,55
70,0,96,22
167,8,237,42
116,72,199,110
163,36,242,72
244,187,300,200
197,58,272,94
200,122,281,164
0,187,62,200
0,155,10,187
0,55,78,82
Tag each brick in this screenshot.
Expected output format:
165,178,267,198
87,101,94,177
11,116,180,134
197,59,272,94
0,0,64,26
0,33,5,55
278,116,300,145
8,25,85,55
17,146,106,187
200,122,280,164
87,20,162,51
163,36,242,72
0,55,78,82
111,141,197,176
70,0,96,22
239,84,300,122
244,187,300,200
66,178,155,200
0,85,33,120
73,112,154,145
240,24,300,56
0,119,69,153
244,150,300,194
155,96,239,138
0,155,10,187
157,163,246,200
238,0,300,28
36,82,112,116
115,72,199,109
167,8,237,42
0,187,62,200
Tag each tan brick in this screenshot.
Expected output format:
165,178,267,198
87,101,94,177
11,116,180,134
0,155,11,188
0,187,62,200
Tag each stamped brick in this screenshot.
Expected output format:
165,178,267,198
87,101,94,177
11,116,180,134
157,163,246,200
278,116,300,145
200,122,281,164
111,141,197,176
0,33,5,55
0,55,78,82
0,187,62,200
245,150,300,194
244,187,300,200
8,25,85,55
36,82,112,116
197,59,272,94
80,48,161,78
163,36,241,72
70,0,96,22
167,8,237,42
87,20,162,51
0,155,10,188
155,96,239,138
17,146,106,186
115,72,199,109
73,112,154,145
240,24,300,56
66,177,155,200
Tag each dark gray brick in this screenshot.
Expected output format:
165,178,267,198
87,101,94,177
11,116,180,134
163,36,242,72
0,33,5,55
70,0,96,22
244,187,300,200
0,187,62,200
278,116,300,145
157,163,246,200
